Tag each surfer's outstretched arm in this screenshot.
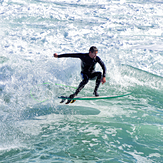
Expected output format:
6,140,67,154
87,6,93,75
53,53,84,59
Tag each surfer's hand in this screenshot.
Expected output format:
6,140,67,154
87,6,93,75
53,53,58,58
101,77,106,84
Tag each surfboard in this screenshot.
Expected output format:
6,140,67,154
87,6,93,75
58,93,131,104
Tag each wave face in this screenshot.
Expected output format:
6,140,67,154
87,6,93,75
0,0,163,162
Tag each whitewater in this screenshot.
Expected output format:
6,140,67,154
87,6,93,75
0,0,163,162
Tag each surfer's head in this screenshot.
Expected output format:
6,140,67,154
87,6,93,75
89,46,98,53
89,46,98,59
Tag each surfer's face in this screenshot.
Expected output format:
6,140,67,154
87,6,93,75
89,51,98,59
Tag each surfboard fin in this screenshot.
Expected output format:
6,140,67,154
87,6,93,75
60,99,66,103
65,99,76,104
65,99,73,104
60,96,67,103
70,100,76,103
65,94,76,104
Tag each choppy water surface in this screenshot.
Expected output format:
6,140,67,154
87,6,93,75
0,0,163,162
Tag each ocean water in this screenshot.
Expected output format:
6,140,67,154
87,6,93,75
0,0,163,162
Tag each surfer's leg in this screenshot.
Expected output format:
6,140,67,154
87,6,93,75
90,72,102,96
69,73,89,99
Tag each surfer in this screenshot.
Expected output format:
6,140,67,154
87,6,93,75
53,46,106,103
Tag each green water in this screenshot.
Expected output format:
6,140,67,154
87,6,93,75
0,0,163,162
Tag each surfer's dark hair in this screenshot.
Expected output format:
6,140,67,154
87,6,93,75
89,46,98,53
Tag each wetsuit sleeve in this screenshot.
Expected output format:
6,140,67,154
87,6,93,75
97,56,107,77
58,53,83,59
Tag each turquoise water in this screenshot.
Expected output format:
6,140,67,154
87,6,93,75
0,0,163,162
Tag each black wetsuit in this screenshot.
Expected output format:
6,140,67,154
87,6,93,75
58,53,106,96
